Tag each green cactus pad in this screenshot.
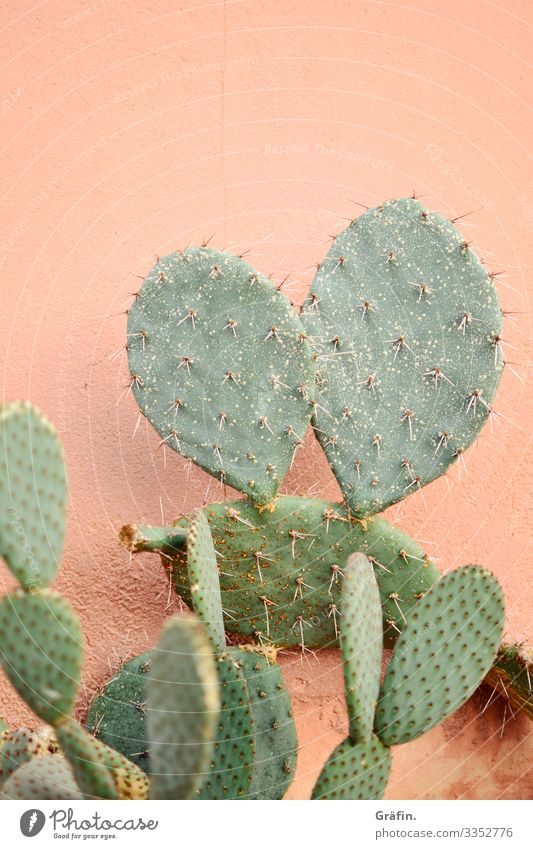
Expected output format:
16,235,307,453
0,402,68,589
56,719,120,800
126,247,316,505
301,198,503,517
187,509,226,652
148,615,220,800
0,590,83,725
198,652,255,799
230,648,297,799
161,496,439,649
312,734,391,800
0,727,46,788
86,651,153,771
341,554,383,743
485,644,533,721
1,754,82,800
375,565,505,746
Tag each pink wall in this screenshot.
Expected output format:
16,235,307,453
0,0,531,798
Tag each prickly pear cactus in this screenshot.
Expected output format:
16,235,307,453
0,728,47,788
230,648,297,799
375,565,505,745
312,735,391,800
0,590,83,725
187,508,226,652
484,644,533,721
127,247,316,505
340,553,382,743
1,755,83,800
301,198,503,517
0,402,67,589
123,496,439,649
86,651,153,770
148,616,220,800
198,652,256,799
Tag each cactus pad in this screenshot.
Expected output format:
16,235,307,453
198,652,255,799
56,719,120,800
312,734,391,800
230,648,297,799
341,554,383,743
484,644,533,720
148,615,220,800
127,247,316,504
0,727,47,787
163,496,438,649
375,565,505,746
1,754,82,800
0,591,83,725
187,509,226,652
86,651,153,770
301,198,503,517
0,402,68,589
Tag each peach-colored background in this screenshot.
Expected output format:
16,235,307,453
0,0,531,799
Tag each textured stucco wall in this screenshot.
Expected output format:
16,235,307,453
0,0,531,798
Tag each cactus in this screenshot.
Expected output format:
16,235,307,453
231,648,297,799
301,198,503,517
313,556,505,799
340,553,383,743
0,402,67,589
86,651,153,769
127,247,316,505
148,616,220,800
375,565,505,745
92,508,298,798
0,404,220,801
484,644,533,720
122,496,439,649
0,591,83,726
312,736,392,800
1,755,83,800
0,728,48,788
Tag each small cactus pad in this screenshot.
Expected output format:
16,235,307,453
165,496,438,649
148,615,220,800
484,644,533,721
0,590,83,725
312,734,391,800
56,719,120,800
0,727,46,787
86,651,153,770
57,719,148,801
127,247,316,504
1,755,82,800
341,554,383,743
301,198,503,517
198,652,255,799
0,402,68,589
375,565,505,746
230,648,297,799
187,508,226,652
